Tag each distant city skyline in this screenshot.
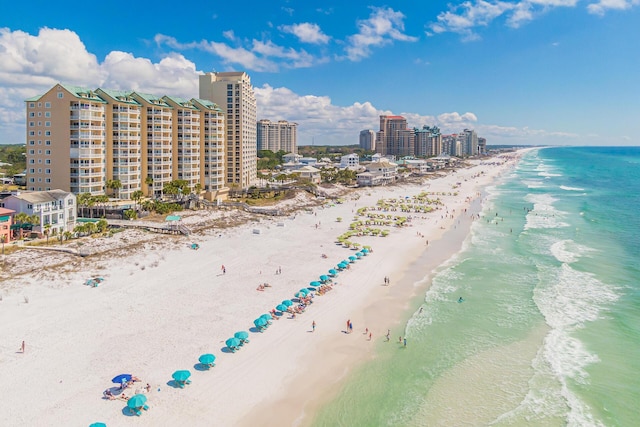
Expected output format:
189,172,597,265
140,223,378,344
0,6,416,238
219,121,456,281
1,1,639,146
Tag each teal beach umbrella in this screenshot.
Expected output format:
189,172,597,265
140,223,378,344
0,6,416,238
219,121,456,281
127,394,147,409
172,370,191,382
198,354,216,365
234,331,249,340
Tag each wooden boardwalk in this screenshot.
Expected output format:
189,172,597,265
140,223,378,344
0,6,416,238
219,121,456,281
106,219,191,236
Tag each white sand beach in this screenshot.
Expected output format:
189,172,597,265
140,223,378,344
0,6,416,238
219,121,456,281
0,153,522,426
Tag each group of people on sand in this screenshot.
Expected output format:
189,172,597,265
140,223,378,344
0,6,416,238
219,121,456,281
314,283,334,295
103,376,151,401
256,283,272,291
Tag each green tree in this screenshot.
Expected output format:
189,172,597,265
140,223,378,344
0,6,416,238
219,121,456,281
131,190,144,210
145,176,154,197
44,223,51,245
106,179,122,199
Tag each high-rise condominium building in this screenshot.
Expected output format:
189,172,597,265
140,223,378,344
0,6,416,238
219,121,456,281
199,72,257,189
25,84,227,201
257,119,298,153
463,129,479,156
359,129,376,151
377,115,414,157
414,125,442,157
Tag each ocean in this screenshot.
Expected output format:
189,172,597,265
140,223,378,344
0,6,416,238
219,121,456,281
312,147,640,427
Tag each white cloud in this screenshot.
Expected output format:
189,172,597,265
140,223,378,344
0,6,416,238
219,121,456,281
0,27,586,147
279,23,330,44
343,7,418,61
587,0,639,15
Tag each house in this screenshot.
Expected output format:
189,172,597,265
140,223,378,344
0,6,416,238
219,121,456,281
340,153,359,169
402,159,432,175
296,165,322,184
356,159,398,186
0,207,15,243
1,190,77,236
282,153,302,164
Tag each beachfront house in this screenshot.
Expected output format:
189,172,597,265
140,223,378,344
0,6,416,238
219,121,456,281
356,159,398,186
340,153,359,169
1,190,77,237
296,165,322,184
0,207,15,243
402,159,432,175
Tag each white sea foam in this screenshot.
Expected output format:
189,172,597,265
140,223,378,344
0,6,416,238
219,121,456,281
524,193,569,230
522,179,546,189
550,240,593,264
560,185,585,192
529,263,618,425
538,171,563,178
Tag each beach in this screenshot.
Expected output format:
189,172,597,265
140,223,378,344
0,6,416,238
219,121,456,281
0,153,521,426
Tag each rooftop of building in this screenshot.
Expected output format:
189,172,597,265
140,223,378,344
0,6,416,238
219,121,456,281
5,189,73,204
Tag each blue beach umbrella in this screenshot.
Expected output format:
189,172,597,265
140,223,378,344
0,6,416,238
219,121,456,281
355,252,362,258
348,256,357,262
337,262,347,269
111,374,131,385
341,260,349,265
362,248,369,254
282,299,293,307
320,274,329,282
260,313,272,322
254,317,268,328
328,269,337,276
89,423,107,427
234,331,249,340
294,291,305,298
198,354,216,365
126,394,147,409
309,281,321,287
226,337,241,348
298,288,309,294
172,370,191,382
276,304,288,312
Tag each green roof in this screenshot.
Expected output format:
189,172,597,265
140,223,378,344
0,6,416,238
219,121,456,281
132,92,172,108
59,84,107,103
25,95,42,102
163,96,197,110
192,98,223,112
96,88,141,106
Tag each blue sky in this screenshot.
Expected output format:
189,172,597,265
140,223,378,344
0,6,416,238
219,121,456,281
1,0,639,146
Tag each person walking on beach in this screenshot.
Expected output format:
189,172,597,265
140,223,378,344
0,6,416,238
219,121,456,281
221,265,226,274
399,336,403,344
349,321,353,334
312,321,316,332
368,332,372,341
346,319,350,333
386,330,390,342
404,338,407,348
20,341,25,353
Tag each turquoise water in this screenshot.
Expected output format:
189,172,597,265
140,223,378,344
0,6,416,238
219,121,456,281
312,147,640,427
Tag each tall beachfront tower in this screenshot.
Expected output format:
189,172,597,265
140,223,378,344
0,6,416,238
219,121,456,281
199,72,257,189
25,83,229,202
378,115,413,157
257,119,298,153
25,84,107,194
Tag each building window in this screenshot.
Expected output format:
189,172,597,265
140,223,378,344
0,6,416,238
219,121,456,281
29,159,35,164
45,169,51,174
45,131,51,136
45,150,51,155
29,178,35,183
29,168,35,173
29,112,35,117
46,179,51,183
45,159,51,164
45,112,51,117
45,141,51,145
57,92,63,99
45,102,51,108
29,149,35,155
29,131,35,136
29,140,35,145
38,112,42,117
45,121,51,127
29,102,35,108
29,121,34,127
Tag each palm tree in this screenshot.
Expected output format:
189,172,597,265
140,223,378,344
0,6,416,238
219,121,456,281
77,193,92,218
44,223,51,244
96,219,108,233
145,176,154,197
132,190,144,210
63,231,73,242
106,179,122,199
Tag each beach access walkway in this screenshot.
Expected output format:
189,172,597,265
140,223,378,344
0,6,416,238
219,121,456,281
106,219,191,236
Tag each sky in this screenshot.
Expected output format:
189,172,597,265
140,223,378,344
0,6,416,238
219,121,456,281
1,0,639,146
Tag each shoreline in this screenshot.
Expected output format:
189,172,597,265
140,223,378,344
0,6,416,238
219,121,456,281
0,154,523,426
239,176,493,427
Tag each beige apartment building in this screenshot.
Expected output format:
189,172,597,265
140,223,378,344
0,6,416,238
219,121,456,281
199,72,257,189
25,84,227,201
257,119,298,153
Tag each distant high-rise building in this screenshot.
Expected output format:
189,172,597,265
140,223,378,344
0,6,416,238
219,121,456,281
478,137,487,155
378,115,414,157
414,125,442,157
462,129,478,156
359,129,376,151
257,119,297,153
199,71,257,189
